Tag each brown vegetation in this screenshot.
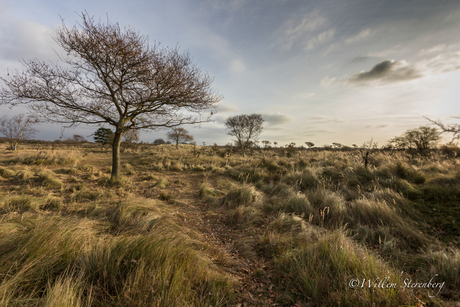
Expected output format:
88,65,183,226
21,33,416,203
0,143,459,306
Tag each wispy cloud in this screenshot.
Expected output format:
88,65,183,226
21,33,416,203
295,92,315,100
344,28,373,44
0,20,60,61
216,103,240,113
309,115,344,124
276,10,326,51
305,28,335,51
320,76,337,88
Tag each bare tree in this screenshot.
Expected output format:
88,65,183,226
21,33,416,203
225,114,264,157
0,13,219,179
123,129,140,143
426,117,460,142
166,127,194,149
0,114,37,150
72,134,86,142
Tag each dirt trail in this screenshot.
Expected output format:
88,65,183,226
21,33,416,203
148,171,281,307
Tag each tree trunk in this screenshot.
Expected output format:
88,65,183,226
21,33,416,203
111,131,123,180
176,140,179,149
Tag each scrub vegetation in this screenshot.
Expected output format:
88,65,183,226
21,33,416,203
0,142,459,306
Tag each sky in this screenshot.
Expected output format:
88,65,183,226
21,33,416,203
1,0,460,147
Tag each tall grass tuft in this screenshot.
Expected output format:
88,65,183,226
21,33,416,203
9,151,80,166
273,230,415,306
222,184,260,208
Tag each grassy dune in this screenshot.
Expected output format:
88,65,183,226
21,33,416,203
0,144,459,306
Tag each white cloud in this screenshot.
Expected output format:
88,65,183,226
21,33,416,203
344,28,372,44
216,103,240,113
203,0,245,13
420,44,448,55
295,92,315,100
229,58,246,73
368,45,401,58
0,20,60,61
276,10,326,51
186,25,246,74
305,28,335,51
418,51,460,73
320,76,337,88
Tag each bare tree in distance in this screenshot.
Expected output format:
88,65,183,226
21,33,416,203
0,13,219,180
123,129,140,144
225,114,264,157
166,127,194,149
0,114,37,150
262,140,271,148
72,134,86,142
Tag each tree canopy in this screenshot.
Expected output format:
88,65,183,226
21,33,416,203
388,126,440,154
225,114,264,156
93,128,114,145
166,127,194,149
0,13,219,179
0,114,37,151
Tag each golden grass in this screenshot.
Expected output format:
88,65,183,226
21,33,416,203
0,145,459,305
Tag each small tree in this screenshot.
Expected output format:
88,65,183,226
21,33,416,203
72,134,86,142
389,126,440,154
93,128,114,146
0,13,219,180
153,138,165,145
166,127,194,149
262,140,271,148
225,114,264,157
332,142,343,149
0,114,37,150
305,142,315,148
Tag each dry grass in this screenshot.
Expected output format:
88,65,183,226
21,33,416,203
0,144,459,305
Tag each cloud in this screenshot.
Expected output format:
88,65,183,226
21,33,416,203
276,10,326,51
345,52,460,85
350,56,374,63
320,76,337,87
202,0,245,13
262,112,293,126
344,28,372,44
368,45,401,58
295,92,315,100
0,20,60,61
347,60,422,84
229,58,246,73
419,51,460,73
216,104,240,113
420,44,448,55
305,28,335,51
309,115,344,124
